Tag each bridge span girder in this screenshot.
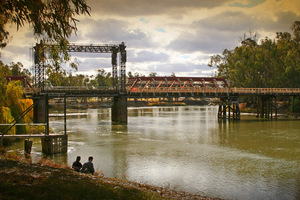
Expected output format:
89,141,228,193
127,77,230,97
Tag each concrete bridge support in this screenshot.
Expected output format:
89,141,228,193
33,94,68,154
111,96,128,124
33,94,49,135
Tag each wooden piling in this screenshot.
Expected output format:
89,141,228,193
41,135,68,154
24,139,33,154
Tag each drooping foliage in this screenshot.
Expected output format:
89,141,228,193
0,0,90,70
209,21,300,88
0,62,33,135
0,0,90,48
0,106,15,135
5,81,33,134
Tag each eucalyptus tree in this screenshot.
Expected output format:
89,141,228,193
0,0,90,47
0,0,90,68
209,21,300,88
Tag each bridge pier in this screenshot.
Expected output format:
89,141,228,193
256,95,277,119
218,98,240,120
33,94,68,154
41,135,68,154
33,94,49,135
24,139,33,154
112,96,128,124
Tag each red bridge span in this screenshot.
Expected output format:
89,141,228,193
18,76,300,98
6,75,299,122
127,77,300,97
39,76,300,122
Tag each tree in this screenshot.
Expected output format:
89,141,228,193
93,69,112,87
0,61,9,108
46,64,68,86
9,62,32,81
5,81,33,134
209,21,300,88
0,0,90,48
149,72,157,77
0,62,34,135
128,71,134,78
0,1,91,134
0,0,90,70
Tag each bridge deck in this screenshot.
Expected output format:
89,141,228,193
1,134,65,138
128,87,300,97
22,77,300,97
25,87,300,98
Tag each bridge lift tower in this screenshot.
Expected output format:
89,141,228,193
34,42,127,93
33,41,128,125
32,42,128,153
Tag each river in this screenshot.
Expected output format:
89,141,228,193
5,106,300,200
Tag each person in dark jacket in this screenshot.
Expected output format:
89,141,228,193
72,156,82,172
81,156,95,175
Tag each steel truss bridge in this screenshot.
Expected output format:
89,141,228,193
2,42,300,154
11,41,300,120
24,76,300,98
126,77,300,97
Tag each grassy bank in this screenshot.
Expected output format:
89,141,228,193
0,155,220,200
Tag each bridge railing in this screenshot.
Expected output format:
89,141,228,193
25,85,300,96
231,88,300,94
128,87,230,94
43,86,115,92
128,87,300,96
25,86,117,96
44,86,113,90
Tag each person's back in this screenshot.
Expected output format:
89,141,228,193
81,156,95,175
72,156,82,172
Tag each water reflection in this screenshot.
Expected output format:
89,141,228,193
5,106,300,200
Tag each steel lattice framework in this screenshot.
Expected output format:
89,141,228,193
34,43,45,91
33,42,127,93
127,77,230,97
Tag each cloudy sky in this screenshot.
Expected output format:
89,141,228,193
1,0,299,77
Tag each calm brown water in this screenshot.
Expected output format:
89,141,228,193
6,106,300,200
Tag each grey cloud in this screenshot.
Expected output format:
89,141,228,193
87,0,231,16
73,18,156,49
198,11,257,32
69,52,111,59
1,45,32,66
229,0,266,8
167,30,240,54
167,11,276,54
260,11,300,33
143,61,212,76
130,50,170,63
76,57,112,72
3,45,30,57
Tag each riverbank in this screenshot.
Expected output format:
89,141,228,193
0,155,222,200
49,98,209,109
